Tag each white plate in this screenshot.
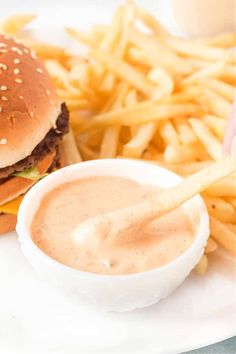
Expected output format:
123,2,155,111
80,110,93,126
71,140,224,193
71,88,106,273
0,232,235,353
1,1,236,353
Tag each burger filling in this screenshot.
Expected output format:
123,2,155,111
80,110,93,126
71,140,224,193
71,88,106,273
0,103,69,182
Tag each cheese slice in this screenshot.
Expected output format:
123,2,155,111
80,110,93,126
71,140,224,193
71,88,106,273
0,196,24,215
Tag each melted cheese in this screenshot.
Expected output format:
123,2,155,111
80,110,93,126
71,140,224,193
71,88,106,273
0,196,23,215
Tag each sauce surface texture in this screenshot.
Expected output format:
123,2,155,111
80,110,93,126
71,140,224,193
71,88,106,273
31,176,196,275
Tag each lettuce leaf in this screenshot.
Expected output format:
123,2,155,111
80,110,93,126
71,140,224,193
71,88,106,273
12,167,48,181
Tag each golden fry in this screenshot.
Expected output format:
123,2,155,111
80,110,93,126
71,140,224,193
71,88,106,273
210,217,236,255
122,122,157,158
0,14,36,35
194,254,208,275
80,102,199,132
205,238,218,254
189,118,223,160
204,196,236,223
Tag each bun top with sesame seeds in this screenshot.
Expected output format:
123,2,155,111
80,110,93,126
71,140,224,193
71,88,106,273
0,33,60,168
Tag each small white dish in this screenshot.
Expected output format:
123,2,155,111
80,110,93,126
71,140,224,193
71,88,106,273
16,159,209,312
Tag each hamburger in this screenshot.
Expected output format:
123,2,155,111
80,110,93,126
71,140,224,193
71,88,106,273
0,33,69,234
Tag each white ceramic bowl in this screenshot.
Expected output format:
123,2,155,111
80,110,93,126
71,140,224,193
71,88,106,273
16,159,210,312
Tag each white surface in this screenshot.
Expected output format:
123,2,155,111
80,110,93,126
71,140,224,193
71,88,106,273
17,160,209,312
0,232,235,353
1,1,236,352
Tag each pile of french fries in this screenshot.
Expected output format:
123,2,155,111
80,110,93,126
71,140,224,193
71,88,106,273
1,1,235,274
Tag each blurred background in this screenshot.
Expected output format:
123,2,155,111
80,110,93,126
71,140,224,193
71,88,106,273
2,0,236,37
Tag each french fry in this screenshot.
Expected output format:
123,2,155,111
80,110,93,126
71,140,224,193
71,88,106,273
91,49,154,96
122,122,157,158
158,120,180,148
225,224,236,234
124,89,138,107
164,143,208,164
91,24,108,42
22,39,66,61
166,37,235,63
224,197,236,210
65,99,90,111
100,83,129,158
202,115,226,139
0,14,36,35
79,102,199,132
165,161,212,175
77,141,98,161
148,67,174,100
196,89,231,118
44,60,78,94
86,130,103,149
100,126,120,158
129,29,193,75
99,72,116,93
220,64,236,84
174,116,197,145
199,78,236,102
181,62,225,86
189,118,223,160
210,216,236,255
162,86,203,104
206,175,236,197
204,196,236,223
66,28,97,47
99,5,123,52
61,130,82,165
128,47,154,68
205,238,218,254
134,1,169,36
114,1,135,58
199,32,236,48
194,254,208,275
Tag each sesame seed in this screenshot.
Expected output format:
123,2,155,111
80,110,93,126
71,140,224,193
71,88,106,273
0,107,2,112
30,112,34,117
15,78,22,84
19,95,23,99
0,63,7,70
0,43,7,48
36,68,43,73
46,89,50,96
23,48,29,53
31,51,37,59
0,49,7,53
1,96,8,101
0,138,7,145
55,129,62,134
11,47,23,55
14,68,20,75
0,86,7,91
13,38,21,44
14,59,20,64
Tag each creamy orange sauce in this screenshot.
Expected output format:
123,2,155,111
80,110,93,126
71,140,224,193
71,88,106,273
31,176,196,275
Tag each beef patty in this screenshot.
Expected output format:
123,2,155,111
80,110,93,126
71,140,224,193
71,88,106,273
0,103,69,181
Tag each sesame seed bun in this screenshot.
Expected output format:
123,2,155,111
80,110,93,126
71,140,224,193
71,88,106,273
0,214,16,234
0,33,61,168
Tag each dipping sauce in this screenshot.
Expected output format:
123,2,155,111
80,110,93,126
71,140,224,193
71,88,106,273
31,176,196,275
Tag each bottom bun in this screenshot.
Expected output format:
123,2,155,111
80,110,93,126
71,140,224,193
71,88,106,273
0,214,17,235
